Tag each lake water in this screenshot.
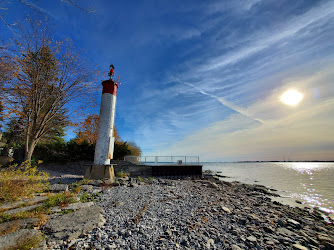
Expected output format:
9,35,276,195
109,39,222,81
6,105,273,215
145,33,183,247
202,162,334,219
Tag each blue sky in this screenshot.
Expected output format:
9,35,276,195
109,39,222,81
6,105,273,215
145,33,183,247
1,0,334,161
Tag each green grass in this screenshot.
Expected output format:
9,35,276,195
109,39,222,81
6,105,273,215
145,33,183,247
116,171,130,178
43,192,76,208
80,192,99,203
137,176,145,182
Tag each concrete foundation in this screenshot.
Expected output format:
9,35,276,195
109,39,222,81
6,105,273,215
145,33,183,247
84,165,115,180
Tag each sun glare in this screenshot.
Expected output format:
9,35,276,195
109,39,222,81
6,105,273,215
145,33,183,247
280,89,303,106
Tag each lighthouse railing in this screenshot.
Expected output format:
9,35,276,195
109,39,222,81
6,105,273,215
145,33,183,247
124,155,200,165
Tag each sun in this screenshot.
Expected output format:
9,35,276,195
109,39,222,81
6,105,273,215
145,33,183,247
280,89,303,106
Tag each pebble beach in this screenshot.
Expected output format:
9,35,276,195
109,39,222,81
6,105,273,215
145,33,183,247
46,175,334,250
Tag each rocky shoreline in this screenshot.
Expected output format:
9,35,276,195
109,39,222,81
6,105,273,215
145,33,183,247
49,177,333,249
1,167,333,249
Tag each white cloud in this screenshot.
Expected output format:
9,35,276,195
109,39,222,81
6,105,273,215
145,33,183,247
150,67,334,161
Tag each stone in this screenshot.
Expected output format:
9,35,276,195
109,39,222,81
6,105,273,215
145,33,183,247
292,244,308,250
206,238,214,249
277,227,296,236
246,236,257,243
221,206,231,214
43,205,106,240
0,218,39,235
80,185,94,192
88,180,104,186
0,229,44,250
4,203,43,215
287,219,301,228
90,188,103,194
263,226,275,233
63,201,95,211
0,195,49,211
49,184,69,192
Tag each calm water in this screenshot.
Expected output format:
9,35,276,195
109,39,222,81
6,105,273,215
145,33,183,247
202,162,334,218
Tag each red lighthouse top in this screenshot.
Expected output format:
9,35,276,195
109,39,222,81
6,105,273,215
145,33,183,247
102,64,119,96
102,80,119,96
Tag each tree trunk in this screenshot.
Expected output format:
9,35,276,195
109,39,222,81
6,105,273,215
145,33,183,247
24,138,37,161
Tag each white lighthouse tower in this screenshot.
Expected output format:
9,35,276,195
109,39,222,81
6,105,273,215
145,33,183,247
85,66,119,180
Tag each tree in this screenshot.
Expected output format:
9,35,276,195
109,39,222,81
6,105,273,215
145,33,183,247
0,0,96,35
2,18,97,161
74,114,121,145
127,141,142,156
74,114,99,144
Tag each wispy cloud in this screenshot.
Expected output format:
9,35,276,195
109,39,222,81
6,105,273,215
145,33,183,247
154,67,334,161
178,79,264,124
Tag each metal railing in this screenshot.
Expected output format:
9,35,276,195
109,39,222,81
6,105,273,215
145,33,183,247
124,155,200,165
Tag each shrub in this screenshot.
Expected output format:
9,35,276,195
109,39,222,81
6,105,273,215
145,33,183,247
116,170,130,178
0,161,49,203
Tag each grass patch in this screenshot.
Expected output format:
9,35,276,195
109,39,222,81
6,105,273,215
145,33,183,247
43,191,76,208
116,171,130,178
0,161,49,203
80,192,99,203
0,221,19,236
0,210,38,223
72,186,81,194
11,233,42,250
137,176,146,182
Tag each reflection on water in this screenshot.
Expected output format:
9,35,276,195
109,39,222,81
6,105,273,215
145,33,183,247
203,162,334,217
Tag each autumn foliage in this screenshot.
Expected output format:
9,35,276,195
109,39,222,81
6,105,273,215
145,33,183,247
74,114,121,144
74,114,141,157
1,17,98,161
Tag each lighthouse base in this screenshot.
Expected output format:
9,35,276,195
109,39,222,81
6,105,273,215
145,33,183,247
84,164,115,180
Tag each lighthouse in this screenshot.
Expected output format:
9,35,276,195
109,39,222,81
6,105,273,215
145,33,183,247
85,65,119,180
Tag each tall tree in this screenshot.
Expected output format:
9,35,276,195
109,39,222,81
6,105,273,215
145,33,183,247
3,18,97,160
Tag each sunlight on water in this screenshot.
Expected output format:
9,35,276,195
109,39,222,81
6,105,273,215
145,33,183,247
203,162,334,218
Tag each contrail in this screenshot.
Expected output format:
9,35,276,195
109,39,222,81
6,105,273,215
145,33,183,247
181,80,264,124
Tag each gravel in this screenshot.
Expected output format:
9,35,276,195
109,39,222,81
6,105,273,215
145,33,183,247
47,178,334,249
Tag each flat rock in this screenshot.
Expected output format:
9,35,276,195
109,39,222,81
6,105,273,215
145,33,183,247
0,195,49,211
292,244,308,250
0,229,44,250
246,235,257,242
4,203,43,215
43,205,105,241
0,218,39,235
277,227,296,236
63,201,95,210
49,184,68,192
